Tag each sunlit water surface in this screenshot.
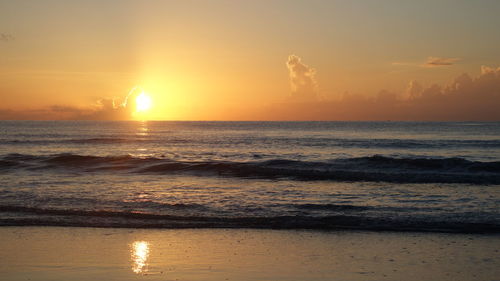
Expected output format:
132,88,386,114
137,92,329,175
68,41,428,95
0,121,499,232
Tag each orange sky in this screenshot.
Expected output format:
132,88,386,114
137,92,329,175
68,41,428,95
1,0,500,121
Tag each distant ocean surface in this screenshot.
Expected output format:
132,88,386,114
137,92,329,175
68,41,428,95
0,121,499,233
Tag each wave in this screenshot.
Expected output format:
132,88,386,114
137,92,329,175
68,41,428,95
0,137,151,145
1,153,500,184
3,137,500,149
68,138,139,144
293,203,371,211
0,205,497,233
293,138,500,149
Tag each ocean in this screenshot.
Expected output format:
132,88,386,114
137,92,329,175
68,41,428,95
0,121,499,233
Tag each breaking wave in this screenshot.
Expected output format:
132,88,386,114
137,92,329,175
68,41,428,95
0,205,497,233
1,153,500,184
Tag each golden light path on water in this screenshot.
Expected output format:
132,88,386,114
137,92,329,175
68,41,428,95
131,241,150,274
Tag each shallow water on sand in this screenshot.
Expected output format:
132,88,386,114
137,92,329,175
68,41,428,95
0,227,498,281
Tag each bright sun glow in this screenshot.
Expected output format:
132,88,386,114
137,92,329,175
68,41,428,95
135,92,152,112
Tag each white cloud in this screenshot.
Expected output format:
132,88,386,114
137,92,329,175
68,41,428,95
286,55,318,101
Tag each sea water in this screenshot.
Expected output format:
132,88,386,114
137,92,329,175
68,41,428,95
0,121,499,232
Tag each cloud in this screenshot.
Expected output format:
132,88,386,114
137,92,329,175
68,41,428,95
74,86,143,120
405,80,424,99
286,55,318,101
392,56,461,68
261,65,500,121
0,33,14,42
2,65,499,121
0,87,144,120
422,57,461,67
481,65,500,76
0,107,88,120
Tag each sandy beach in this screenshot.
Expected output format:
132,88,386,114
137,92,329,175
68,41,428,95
0,227,498,281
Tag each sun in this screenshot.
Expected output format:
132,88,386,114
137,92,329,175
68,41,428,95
135,92,152,112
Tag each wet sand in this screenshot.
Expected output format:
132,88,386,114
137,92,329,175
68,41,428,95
0,227,498,281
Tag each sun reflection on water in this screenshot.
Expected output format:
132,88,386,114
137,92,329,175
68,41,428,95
136,121,149,137
131,241,150,274
135,121,151,157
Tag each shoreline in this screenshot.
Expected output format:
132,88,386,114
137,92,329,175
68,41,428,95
1,226,498,281
1,223,500,235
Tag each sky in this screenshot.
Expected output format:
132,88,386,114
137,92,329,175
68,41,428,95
1,0,500,121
